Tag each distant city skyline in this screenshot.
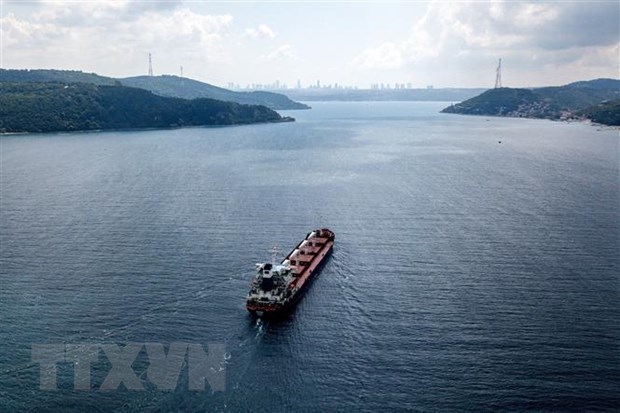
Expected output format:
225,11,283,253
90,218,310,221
1,1,618,88
227,80,430,91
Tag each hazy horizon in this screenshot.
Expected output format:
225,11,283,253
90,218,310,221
1,0,619,89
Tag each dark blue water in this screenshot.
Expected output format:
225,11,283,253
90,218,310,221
1,102,619,412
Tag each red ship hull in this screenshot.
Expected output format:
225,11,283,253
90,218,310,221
246,228,335,316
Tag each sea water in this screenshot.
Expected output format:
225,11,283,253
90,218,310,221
1,102,618,412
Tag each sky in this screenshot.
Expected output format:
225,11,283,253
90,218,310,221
1,0,619,88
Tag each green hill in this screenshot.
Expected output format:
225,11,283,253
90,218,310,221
0,69,117,86
0,82,289,133
122,75,309,110
578,99,620,126
566,79,620,90
0,69,309,110
441,79,620,124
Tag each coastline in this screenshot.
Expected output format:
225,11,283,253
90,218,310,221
442,111,620,129
0,116,295,137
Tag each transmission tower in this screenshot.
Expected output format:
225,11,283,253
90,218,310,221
148,53,153,77
180,65,183,78
494,58,502,88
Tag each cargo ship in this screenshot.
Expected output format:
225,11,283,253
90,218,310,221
246,228,335,316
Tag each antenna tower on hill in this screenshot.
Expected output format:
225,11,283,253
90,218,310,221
148,53,154,77
494,58,502,88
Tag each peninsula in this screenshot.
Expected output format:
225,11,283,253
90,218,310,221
0,82,291,134
0,69,309,111
441,79,620,125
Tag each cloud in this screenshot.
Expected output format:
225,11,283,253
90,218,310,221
352,0,620,74
2,1,617,87
441,1,619,51
32,0,185,25
353,43,406,70
245,24,276,39
2,12,67,49
133,8,233,49
1,3,235,72
257,44,298,62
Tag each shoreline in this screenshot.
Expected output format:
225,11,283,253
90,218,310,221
441,111,620,129
0,117,294,137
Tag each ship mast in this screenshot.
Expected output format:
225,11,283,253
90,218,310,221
270,246,278,265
